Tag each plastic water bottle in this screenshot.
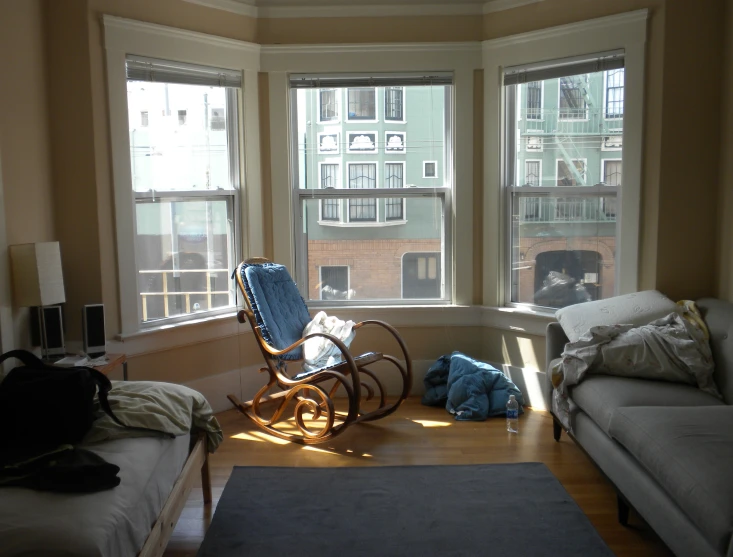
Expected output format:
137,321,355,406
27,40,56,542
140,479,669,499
506,395,519,433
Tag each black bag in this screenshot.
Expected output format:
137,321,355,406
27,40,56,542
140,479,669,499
0,349,126,465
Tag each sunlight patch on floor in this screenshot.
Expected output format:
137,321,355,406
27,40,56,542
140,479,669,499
230,432,265,442
410,419,452,428
250,431,290,445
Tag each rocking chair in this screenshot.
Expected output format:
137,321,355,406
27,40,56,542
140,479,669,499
227,258,413,444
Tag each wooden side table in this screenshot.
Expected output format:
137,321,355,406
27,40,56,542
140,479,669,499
93,353,128,381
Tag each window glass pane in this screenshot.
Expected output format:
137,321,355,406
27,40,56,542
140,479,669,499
347,88,376,120
385,87,404,121
320,89,338,121
605,69,625,118
320,266,349,299
510,68,622,309
320,164,340,221
127,81,232,192
302,197,444,301
385,163,404,220
135,198,234,322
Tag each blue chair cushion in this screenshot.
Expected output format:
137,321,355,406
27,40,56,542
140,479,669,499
240,263,312,360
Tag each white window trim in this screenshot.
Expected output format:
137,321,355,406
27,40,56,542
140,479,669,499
601,158,623,185
346,131,378,154
602,129,623,151
423,160,438,178
319,265,350,300
522,80,545,122
317,161,342,223
384,161,407,223
385,131,407,154
346,161,379,223
384,86,406,124
317,131,340,155
557,74,590,122
263,42,480,307
483,9,647,307
602,69,624,121
103,16,262,336
524,159,542,186
346,87,379,123
555,158,588,186
525,134,543,153
317,88,341,124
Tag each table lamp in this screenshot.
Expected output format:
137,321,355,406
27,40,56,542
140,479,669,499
9,242,66,359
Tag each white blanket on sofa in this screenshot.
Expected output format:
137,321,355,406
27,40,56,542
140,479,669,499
551,305,721,430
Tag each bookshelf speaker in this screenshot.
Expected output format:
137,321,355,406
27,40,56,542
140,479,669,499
82,304,106,358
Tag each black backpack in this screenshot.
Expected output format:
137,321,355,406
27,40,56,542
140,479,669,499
0,349,126,465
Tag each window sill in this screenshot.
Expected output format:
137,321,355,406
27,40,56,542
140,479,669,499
318,219,406,227
108,304,556,357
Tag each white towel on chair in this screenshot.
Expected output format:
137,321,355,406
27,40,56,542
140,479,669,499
302,311,356,372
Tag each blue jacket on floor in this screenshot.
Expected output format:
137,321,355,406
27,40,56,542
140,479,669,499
422,352,525,421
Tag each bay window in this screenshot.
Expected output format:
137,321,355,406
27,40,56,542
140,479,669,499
125,56,240,325
505,51,625,310
290,73,452,304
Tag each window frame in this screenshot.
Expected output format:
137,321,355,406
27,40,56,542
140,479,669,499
524,81,544,121
524,159,542,187
603,68,625,120
103,15,261,336
557,74,590,121
318,88,340,123
423,160,438,178
346,87,378,122
384,86,405,123
319,265,350,300
346,161,379,223
384,161,406,222
318,162,341,223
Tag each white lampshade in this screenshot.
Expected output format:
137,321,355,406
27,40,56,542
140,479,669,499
9,242,66,307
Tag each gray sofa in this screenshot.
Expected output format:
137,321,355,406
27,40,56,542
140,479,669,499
543,297,733,557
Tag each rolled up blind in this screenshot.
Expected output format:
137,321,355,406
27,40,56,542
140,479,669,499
503,49,624,86
289,71,454,89
126,55,242,88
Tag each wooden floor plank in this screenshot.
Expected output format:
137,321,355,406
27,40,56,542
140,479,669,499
163,399,672,556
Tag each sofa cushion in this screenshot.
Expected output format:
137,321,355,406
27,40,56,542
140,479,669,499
570,375,723,434
609,406,733,555
697,298,733,404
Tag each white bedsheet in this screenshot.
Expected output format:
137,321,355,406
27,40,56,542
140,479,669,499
0,434,190,557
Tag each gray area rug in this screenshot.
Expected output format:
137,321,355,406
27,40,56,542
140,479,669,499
197,462,613,556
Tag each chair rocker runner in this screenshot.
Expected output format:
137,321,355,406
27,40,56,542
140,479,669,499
227,258,413,444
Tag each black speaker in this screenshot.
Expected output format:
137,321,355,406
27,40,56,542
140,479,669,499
83,304,106,358
30,306,65,359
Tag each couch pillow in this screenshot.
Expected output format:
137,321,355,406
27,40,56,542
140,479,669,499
555,290,679,343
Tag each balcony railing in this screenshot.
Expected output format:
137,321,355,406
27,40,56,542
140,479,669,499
139,268,230,322
520,107,623,136
519,197,616,224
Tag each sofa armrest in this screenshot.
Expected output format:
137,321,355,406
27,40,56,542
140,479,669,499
544,322,569,413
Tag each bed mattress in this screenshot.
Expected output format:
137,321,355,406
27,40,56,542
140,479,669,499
0,434,190,557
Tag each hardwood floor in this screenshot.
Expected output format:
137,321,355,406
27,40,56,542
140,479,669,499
163,398,672,556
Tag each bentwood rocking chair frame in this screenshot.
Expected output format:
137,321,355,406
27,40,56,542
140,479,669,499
227,258,413,445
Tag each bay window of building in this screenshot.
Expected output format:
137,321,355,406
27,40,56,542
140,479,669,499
125,56,240,326
505,51,624,310
290,73,452,304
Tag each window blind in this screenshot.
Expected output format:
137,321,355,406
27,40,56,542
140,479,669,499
126,55,242,88
289,72,453,89
503,50,624,86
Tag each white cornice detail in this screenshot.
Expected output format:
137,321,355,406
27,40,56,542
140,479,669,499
261,42,482,55
182,0,548,19
482,8,649,50
102,15,261,55
483,0,543,14
183,0,259,18
258,4,483,18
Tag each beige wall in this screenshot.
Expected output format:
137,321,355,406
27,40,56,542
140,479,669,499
0,0,57,345
655,0,726,301
719,0,733,302
3,0,731,384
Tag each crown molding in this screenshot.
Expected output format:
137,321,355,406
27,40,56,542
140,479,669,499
103,15,261,55
183,0,546,19
483,0,543,14
482,8,649,50
183,0,258,17
261,41,481,55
